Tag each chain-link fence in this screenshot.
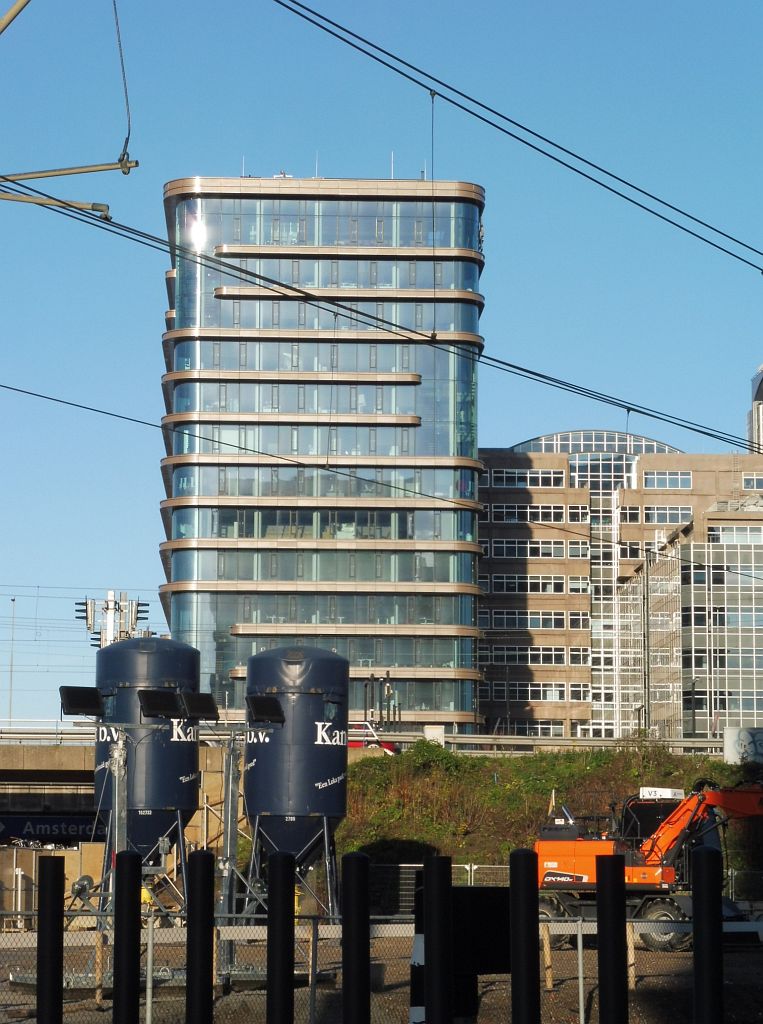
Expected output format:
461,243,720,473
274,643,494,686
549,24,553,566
1,909,762,1023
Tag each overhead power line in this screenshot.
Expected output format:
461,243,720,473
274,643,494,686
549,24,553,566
4,376,761,593
1,174,759,457
273,0,763,274
111,0,132,165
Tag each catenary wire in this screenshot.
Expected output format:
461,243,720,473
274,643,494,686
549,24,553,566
272,0,763,275
111,0,132,163
0,173,756,453
1,174,760,456
277,0,763,263
3,196,763,587
3,378,763,594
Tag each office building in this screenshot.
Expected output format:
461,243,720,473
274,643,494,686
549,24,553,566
478,432,763,739
619,495,763,739
748,364,763,451
160,176,485,726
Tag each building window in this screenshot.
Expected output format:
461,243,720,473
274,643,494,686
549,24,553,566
619,506,640,523
491,646,565,665
569,612,590,630
708,525,763,544
568,505,589,523
682,605,707,626
644,471,692,489
492,504,564,523
644,506,692,524
508,682,566,702
492,574,565,594
619,541,642,559
492,539,565,558
568,576,590,594
569,683,591,701
568,541,589,559
492,610,565,630
569,647,591,665
509,720,564,737
491,469,565,488
742,474,763,490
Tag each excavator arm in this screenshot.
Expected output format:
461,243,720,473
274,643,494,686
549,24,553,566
638,782,763,867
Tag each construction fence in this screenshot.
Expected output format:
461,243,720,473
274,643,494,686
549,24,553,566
5,859,763,917
2,911,763,1023
3,846,763,1024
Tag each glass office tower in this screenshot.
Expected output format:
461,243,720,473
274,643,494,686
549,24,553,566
160,177,485,727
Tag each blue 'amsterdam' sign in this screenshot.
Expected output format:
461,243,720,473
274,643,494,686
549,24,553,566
0,815,107,843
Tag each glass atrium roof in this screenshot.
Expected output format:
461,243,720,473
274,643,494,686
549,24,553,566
508,430,681,455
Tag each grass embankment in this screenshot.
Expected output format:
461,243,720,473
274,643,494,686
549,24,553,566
336,740,763,867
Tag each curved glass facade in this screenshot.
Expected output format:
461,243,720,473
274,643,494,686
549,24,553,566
161,178,484,722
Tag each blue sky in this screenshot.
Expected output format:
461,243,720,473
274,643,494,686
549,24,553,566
1,1,762,720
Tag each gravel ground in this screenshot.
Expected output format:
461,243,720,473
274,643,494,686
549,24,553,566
2,935,762,1022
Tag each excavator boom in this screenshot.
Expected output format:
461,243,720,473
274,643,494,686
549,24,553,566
638,784,763,867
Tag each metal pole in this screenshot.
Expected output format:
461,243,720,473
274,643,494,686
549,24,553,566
596,854,628,1024
510,848,540,1024
342,853,370,1024
2,160,138,180
267,852,295,1024
217,735,240,978
8,596,15,721
0,0,32,37
113,851,142,1024
692,846,723,1024
36,856,64,1024
423,855,453,1024
409,870,425,1024
176,808,189,905
643,553,651,730
145,912,154,1024
110,733,128,856
308,917,318,1024
186,850,215,1024
577,918,585,1024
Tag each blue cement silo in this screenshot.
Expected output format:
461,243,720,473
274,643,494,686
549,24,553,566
244,645,349,897
94,637,200,861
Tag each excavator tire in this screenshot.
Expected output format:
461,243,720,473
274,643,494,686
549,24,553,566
538,897,570,950
637,899,691,952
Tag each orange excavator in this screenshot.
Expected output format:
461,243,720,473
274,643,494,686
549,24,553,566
534,779,763,950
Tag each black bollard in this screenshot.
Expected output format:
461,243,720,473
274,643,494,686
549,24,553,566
186,849,216,1024
510,848,539,1024
37,856,64,1024
267,852,295,1024
409,870,425,1023
113,851,142,1024
692,845,723,1024
342,853,370,1024
596,854,628,1024
424,855,453,1024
